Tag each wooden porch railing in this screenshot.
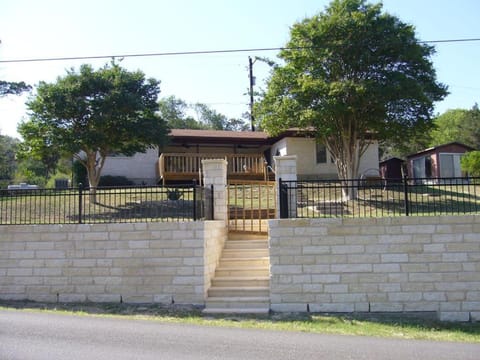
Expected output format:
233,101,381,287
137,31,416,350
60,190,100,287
159,153,267,184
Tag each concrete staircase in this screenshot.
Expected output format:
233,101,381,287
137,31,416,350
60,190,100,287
203,233,270,314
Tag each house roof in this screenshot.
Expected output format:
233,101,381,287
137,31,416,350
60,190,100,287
168,129,271,146
406,142,475,159
379,157,405,165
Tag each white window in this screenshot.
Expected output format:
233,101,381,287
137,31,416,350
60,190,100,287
439,153,463,178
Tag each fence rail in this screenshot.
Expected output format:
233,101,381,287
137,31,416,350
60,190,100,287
279,176,480,218
0,183,212,225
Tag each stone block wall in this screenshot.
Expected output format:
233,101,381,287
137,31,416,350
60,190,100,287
269,215,480,321
0,221,226,305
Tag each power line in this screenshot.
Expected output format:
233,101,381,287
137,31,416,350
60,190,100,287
1,38,480,64
0,47,283,64
423,38,480,44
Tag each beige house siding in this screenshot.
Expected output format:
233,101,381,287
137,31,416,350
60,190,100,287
358,141,380,177
271,137,379,179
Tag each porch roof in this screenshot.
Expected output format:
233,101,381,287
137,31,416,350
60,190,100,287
167,128,315,146
168,129,269,145
406,142,475,159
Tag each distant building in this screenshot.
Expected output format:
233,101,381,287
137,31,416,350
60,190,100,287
101,129,380,184
379,157,405,184
406,142,474,183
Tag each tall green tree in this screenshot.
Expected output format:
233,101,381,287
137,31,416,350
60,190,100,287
256,0,447,198
430,105,480,149
461,150,480,177
193,103,249,131
19,62,168,199
158,96,206,129
159,96,249,131
0,134,19,187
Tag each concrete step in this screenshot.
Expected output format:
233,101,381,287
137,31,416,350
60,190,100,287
219,257,270,268
208,286,270,298
215,266,270,277
203,296,270,314
221,249,269,258
227,233,268,241
204,231,270,314
205,296,270,308
203,308,270,314
211,276,270,287
224,240,269,250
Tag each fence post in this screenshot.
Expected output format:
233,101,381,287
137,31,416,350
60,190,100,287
201,159,228,222
210,184,214,220
403,175,410,216
274,155,297,219
279,178,289,218
78,183,83,224
192,180,197,221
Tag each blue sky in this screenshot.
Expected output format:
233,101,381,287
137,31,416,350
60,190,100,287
1,0,479,138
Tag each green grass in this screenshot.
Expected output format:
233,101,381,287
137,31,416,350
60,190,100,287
1,181,479,224
0,186,199,224
295,181,480,218
1,302,480,343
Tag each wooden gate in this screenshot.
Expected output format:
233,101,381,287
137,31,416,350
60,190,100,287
227,180,276,234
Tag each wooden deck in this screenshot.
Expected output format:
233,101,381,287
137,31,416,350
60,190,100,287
159,153,269,184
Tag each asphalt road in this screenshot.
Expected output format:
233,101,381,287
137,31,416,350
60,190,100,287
0,309,479,360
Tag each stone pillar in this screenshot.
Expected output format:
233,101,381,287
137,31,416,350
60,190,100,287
274,156,297,219
202,159,228,222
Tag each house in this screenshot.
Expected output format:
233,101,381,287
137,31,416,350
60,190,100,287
100,148,159,185
406,142,474,182
101,129,380,184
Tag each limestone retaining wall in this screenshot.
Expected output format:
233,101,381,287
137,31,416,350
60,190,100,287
269,215,480,321
0,221,226,305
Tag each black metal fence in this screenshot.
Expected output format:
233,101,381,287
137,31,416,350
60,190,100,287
0,182,213,225
279,176,480,218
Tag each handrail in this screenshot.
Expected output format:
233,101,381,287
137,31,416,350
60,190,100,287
159,153,267,184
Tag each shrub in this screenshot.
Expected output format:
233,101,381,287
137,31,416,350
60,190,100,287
167,188,183,200
46,172,71,188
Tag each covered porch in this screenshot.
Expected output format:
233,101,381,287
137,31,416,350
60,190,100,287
158,129,275,184
158,153,269,184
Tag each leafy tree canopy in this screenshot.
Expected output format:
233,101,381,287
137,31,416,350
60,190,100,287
461,150,480,177
0,134,19,186
193,103,249,131
159,95,249,131
256,0,447,185
0,80,31,97
19,62,168,193
158,96,207,130
430,105,480,149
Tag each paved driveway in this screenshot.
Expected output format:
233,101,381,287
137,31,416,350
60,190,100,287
1,309,479,360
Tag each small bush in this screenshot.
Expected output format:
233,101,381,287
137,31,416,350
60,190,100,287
98,175,134,187
167,188,183,201
46,172,71,188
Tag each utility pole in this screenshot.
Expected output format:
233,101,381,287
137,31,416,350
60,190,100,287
248,56,255,132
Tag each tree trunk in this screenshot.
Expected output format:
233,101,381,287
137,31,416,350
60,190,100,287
84,151,106,203
330,136,361,201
